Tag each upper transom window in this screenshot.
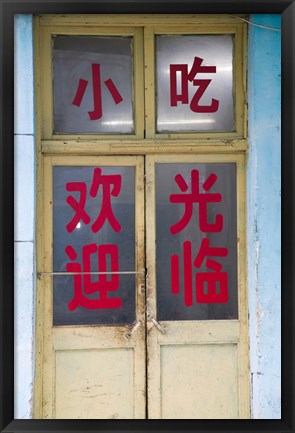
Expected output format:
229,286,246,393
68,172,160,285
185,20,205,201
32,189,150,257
38,15,246,140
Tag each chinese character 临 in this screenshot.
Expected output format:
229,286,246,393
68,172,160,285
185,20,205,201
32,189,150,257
170,57,219,113
171,238,228,306
72,63,123,120
169,169,223,235
66,243,122,311
66,168,122,233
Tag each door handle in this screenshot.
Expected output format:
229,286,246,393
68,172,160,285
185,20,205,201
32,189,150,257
125,319,143,339
147,315,166,334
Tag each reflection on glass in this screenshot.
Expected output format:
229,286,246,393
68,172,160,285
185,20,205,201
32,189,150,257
156,163,238,321
156,35,234,132
53,166,136,325
53,36,134,134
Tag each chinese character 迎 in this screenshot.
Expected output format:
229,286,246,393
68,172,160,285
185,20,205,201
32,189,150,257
66,243,122,311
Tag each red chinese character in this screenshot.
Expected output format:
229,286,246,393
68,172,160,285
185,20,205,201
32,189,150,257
170,169,223,235
66,182,91,233
90,168,122,233
170,57,219,113
66,243,122,311
72,63,123,120
194,238,228,303
171,238,228,305
66,168,122,233
171,240,194,306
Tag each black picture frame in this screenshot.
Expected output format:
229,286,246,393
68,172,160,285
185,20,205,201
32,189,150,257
0,0,294,432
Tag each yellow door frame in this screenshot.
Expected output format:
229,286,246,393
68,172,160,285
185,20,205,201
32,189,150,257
34,13,249,419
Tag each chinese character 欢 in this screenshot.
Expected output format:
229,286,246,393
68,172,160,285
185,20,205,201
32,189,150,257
170,56,219,113
66,168,122,233
66,181,91,233
90,168,122,233
72,63,123,120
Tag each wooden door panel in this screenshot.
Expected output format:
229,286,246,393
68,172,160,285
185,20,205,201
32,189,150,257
146,154,250,419
40,153,249,419
55,348,135,419
160,343,239,419
41,155,146,419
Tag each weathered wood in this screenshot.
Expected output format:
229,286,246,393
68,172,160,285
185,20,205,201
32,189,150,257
42,139,248,155
34,14,249,419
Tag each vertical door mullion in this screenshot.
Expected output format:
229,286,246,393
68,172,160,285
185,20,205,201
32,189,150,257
145,155,162,418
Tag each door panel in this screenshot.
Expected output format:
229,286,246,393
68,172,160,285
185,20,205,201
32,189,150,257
42,155,145,419
146,154,249,419
41,153,249,419
160,343,238,419
55,348,134,419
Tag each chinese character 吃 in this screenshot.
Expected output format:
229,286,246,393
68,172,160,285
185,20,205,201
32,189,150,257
170,56,219,113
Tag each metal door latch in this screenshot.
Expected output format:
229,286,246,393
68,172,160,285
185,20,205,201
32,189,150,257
125,319,143,339
147,315,166,334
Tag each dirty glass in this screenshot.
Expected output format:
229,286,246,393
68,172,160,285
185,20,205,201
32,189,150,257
156,163,238,321
53,166,136,325
53,36,134,134
156,35,234,133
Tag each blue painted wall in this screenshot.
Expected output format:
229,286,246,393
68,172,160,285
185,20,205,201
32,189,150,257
14,14,281,419
247,14,281,418
14,14,36,419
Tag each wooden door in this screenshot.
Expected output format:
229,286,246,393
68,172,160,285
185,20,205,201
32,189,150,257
38,153,249,419
145,154,250,419
40,155,146,419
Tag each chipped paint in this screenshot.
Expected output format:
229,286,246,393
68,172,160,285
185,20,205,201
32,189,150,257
247,14,281,419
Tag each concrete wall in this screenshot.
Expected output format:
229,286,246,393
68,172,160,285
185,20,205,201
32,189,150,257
13,14,281,419
247,14,281,419
14,14,36,419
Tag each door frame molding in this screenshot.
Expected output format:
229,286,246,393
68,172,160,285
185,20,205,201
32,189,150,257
33,13,249,419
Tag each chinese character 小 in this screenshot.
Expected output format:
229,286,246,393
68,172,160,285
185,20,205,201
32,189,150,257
72,63,123,120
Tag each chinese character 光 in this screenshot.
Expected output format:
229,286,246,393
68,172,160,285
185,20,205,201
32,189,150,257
169,169,223,235
66,168,122,233
171,238,228,306
170,56,219,113
66,243,122,311
72,63,123,120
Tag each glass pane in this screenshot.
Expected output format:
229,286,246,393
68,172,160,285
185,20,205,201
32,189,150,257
156,35,234,133
53,166,136,325
156,163,238,321
53,36,134,134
